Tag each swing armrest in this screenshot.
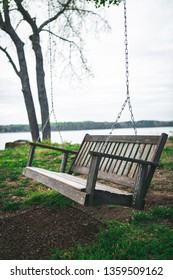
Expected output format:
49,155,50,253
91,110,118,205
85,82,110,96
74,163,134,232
89,151,158,167
28,142,77,154
27,142,77,168
85,151,158,205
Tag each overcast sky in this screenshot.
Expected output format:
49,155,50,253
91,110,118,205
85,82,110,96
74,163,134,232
0,0,173,126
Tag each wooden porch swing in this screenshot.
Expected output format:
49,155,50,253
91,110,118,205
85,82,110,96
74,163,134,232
23,0,168,210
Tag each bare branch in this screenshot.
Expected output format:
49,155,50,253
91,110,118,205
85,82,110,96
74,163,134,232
14,0,37,33
38,0,73,32
0,45,20,77
42,28,90,76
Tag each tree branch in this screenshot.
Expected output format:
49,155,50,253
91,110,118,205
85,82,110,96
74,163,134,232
42,28,90,75
38,0,72,32
14,0,38,33
0,45,20,77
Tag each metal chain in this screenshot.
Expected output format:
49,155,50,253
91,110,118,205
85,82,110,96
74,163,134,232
46,0,63,143
124,0,137,136
101,0,137,152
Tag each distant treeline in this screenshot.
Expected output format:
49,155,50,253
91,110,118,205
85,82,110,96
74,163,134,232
0,120,173,133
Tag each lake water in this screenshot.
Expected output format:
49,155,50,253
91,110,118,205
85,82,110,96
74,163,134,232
0,127,173,150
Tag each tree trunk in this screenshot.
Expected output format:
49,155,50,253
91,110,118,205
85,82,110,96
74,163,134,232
30,33,51,140
0,6,40,142
17,41,40,141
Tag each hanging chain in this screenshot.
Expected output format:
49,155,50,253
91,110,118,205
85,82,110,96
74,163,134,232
101,0,137,152
47,0,63,144
124,0,137,136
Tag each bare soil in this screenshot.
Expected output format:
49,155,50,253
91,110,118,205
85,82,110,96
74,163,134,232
0,170,172,260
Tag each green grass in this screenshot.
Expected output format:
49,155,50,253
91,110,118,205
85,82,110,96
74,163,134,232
132,206,173,222
0,142,76,212
158,146,173,170
51,206,173,260
51,219,173,260
2,201,21,212
23,190,73,208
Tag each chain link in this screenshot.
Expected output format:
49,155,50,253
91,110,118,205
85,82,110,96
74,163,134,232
101,0,137,151
124,0,137,137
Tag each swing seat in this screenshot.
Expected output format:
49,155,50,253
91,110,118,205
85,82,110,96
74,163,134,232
23,133,168,210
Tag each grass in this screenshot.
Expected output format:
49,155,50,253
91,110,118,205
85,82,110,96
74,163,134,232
24,190,72,208
51,218,173,260
51,206,173,260
0,141,77,211
0,138,173,259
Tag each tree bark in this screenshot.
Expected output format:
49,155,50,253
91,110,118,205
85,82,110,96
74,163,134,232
0,2,40,141
30,32,51,140
17,40,40,141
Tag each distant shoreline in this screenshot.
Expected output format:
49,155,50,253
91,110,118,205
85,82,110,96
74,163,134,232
0,120,173,133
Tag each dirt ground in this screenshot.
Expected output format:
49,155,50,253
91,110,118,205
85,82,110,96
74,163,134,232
0,170,173,260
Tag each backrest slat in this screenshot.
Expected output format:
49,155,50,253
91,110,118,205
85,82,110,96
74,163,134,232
70,134,167,188
119,143,134,176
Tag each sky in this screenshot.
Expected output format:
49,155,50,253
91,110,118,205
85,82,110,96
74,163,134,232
0,0,173,126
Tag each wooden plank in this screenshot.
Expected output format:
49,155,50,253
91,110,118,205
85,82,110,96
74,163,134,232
93,189,133,206
95,183,132,195
97,170,135,187
118,143,134,176
23,166,133,206
128,143,141,179
80,141,93,167
100,142,113,170
74,141,90,166
144,133,168,194
114,143,129,175
84,141,98,167
105,142,119,172
85,155,101,204
123,143,138,176
23,167,87,205
29,142,77,154
132,164,148,210
85,134,161,144
69,134,89,171
60,152,68,173
109,143,123,173
147,144,157,161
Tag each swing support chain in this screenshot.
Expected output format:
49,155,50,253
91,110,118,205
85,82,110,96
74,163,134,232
101,0,137,152
37,0,63,143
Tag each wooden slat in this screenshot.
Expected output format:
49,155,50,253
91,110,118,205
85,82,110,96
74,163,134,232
84,142,98,167
85,134,161,144
75,141,90,166
105,142,119,172
100,142,113,170
23,167,87,205
147,144,157,161
114,143,129,175
23,166,133,206
102,143,116,172
108,143,123,173
128,143,141,178
118,143,133,176
93,190,133,206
